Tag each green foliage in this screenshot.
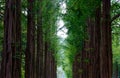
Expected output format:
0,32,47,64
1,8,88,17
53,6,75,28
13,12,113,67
41,0,60,62
60,0,101,77
111,0,120,76
111,0,120,16
112,19,120,65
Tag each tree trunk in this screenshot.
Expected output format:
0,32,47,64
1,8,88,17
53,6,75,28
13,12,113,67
36,0,44,78
73,53,82,78
0,0,13,77
25,0,35,78
0,0,21,78
93,7,101,78
72,6,101,78
100,0,112,78
12,0,21,78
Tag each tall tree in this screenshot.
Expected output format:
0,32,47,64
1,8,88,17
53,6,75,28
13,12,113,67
71,1,101,78
25,0,35,78
36,0,44,77
100,0,112,78
0,0,13,77
42,0,57,78
0,0,21,78
12,0,22,78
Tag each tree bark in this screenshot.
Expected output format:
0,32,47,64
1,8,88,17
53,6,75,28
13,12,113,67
100,0,112,78
0,0,21,78
36,0,44,78
0,1,13,77
12,0,21,78
25,0,35,78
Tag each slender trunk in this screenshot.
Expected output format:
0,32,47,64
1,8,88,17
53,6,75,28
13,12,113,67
25,0,35,78
12,0,21,78
52,54,56,78
36,0,44,78
44,42,49,78
93,7,101,78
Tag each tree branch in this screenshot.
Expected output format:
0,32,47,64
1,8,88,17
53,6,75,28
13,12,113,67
57,26,65,32
111,13,120,23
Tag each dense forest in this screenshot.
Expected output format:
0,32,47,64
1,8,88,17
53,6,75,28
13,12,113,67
0,0,120,78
